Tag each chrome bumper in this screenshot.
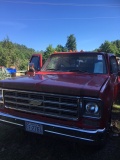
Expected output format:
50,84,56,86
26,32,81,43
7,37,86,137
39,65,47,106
0,94,3,103
0,112,107,144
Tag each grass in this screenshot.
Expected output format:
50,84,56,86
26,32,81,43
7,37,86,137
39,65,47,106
112,102,120,115
113,103,120,109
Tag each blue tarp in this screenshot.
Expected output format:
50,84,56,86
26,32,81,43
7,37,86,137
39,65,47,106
6,68,16,74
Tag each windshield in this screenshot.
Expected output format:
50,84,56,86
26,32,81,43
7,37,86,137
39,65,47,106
41,53,107,74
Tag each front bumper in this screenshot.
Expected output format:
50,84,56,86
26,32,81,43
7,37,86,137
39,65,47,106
0,112,107,145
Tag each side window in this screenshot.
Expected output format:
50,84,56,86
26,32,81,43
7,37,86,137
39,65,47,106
30,56,40,71
110,57,118,74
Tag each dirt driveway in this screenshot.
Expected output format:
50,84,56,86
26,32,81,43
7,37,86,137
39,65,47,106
0,106,120,160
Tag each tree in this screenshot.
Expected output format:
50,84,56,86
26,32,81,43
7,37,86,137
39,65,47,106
112,40,120,55
0,47,6,66
43,45,55,63
94,40,120,55
0,37,35,70
55,45,66,52
113,40,120,49
1,38,17,67
99,40,119,55
65,34,77,51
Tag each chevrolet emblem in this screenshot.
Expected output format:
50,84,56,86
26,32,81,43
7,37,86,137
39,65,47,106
29,100,42,106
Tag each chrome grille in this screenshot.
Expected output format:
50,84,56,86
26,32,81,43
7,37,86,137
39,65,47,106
3,89,80,121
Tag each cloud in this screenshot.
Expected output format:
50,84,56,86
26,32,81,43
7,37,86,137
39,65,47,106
1,0,120,8
0,21,27,30
1,16,119,21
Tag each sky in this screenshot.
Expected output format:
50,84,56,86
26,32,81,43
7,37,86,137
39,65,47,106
0,0,120,52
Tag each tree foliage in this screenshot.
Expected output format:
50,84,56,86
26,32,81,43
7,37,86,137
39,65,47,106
0,36,120,71
0,38,17,67
65,34,77,51
55,45,67,52
95,40,120,56
0,38,35,70
42,45,55,63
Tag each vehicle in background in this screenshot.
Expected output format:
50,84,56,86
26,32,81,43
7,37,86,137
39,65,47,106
0,51,120,146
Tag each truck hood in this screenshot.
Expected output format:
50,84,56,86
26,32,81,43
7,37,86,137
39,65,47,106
0,73,109,97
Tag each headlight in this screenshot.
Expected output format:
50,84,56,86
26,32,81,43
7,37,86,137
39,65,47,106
86,102,99,114
83,101,101,118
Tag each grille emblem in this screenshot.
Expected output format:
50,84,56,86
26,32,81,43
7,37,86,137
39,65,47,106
29,100,42,106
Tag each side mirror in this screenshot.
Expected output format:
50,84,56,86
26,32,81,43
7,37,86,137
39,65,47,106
25,63,35,76
28,63,35,72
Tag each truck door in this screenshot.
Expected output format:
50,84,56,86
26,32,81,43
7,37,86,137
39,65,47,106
109,56,120,102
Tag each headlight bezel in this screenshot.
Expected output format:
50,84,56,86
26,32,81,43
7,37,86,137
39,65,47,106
82,97,102,119
0,89,3,109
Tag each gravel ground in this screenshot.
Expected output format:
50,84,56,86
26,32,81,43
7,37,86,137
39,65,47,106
0,106,120,160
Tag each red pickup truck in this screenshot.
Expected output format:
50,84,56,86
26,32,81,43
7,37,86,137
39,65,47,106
0,51,120,146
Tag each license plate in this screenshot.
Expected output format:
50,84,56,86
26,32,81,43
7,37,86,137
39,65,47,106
25,121,43,134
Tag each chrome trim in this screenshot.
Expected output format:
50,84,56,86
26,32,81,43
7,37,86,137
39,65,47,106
83,97,102,101
0,112,106,143
0,119,23,127
3,89,80,121
4,106,78,121
2,89,102,101
0,95,3,103
0,112,105,134
3,89,80,99
44,130,94,141
0,88,3,103
82,115,101,120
